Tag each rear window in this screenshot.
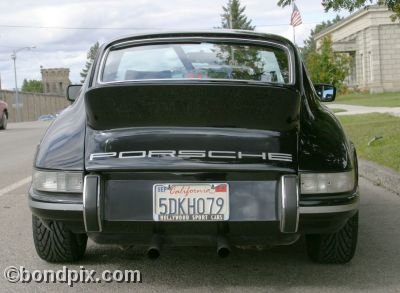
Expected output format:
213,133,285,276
101,42,291,84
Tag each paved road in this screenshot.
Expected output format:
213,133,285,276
1,122,400,292
0,121,50,190
327,103,400,117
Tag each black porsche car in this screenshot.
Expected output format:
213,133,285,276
29,31,359,264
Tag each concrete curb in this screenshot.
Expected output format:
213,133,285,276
359,159,400,195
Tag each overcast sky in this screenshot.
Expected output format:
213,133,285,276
0,0,348,90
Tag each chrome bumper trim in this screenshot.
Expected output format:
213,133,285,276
279,175,299,233
299,198,359,214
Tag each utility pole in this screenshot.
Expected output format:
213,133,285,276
11,46,35,122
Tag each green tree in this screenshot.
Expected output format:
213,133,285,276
277,0,400,21
305,36,351,92
219,2,261,78
21,79,43,93
221,0,255,30
301,15,343,61
80,41,99,83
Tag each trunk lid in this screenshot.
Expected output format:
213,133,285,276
84,83,300,172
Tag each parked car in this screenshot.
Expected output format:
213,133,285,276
38,114,56,121
28,31,359,264
0,99,8,130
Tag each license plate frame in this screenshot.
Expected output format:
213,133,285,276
153,183,229,221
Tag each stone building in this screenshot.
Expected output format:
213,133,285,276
314,5,400,93
41,67,71,96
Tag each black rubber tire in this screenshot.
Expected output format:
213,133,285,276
0,112,6,130
32,215,87,262
306,212,358,264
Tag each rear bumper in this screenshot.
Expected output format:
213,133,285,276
29,199,83,221
29,174,360,245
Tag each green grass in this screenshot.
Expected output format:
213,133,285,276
338,113,400,172
336,91,400,107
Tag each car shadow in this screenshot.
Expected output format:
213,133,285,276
76,230,400,291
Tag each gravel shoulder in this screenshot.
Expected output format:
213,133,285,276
359,159,400,196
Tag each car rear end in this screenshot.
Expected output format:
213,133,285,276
28,32,359,263
82,36,301,255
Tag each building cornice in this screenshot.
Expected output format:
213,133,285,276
314,5,391,40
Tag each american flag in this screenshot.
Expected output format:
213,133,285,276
290,3,302,27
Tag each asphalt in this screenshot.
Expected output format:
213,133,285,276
1,121,400,293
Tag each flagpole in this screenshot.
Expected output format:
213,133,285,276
293,26,296,45
292,1,296,45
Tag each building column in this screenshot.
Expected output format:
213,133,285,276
368,26,384,93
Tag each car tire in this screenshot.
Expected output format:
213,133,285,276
32,215,87,262
305,212,358,264
0,112,7,130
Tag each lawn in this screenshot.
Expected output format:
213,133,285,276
338,113,400,172
336,91,400,107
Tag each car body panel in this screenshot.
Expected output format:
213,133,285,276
85,126,297,172
299,78,355,172
35,99,85,170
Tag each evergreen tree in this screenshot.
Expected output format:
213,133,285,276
80,42,99,83
218,1,261,79
221,0,255,30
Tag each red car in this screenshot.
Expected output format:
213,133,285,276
0,100,8,130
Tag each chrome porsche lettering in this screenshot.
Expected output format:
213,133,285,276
119,151,145,158
208,151,236,159
148,150,176,157
268,153,293,162
90,150,293,162
238,152,267,160
178,150,207,158
89,152,117,161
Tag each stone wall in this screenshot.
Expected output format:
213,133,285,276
0,90,70,122
379,24,400,92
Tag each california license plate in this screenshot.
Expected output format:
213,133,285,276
153,183,229,221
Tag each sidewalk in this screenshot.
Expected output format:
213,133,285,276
327,103,400,117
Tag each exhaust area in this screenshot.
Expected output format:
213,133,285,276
146,234,232,258
217,235,231,258
147,235,162,259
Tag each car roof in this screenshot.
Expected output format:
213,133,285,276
103,30,294,48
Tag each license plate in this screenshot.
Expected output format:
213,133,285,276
153,183,229,221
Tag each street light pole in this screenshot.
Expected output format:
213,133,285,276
11,53,19,122
11,46,35,122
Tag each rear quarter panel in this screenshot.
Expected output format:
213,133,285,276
298,67,356,173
